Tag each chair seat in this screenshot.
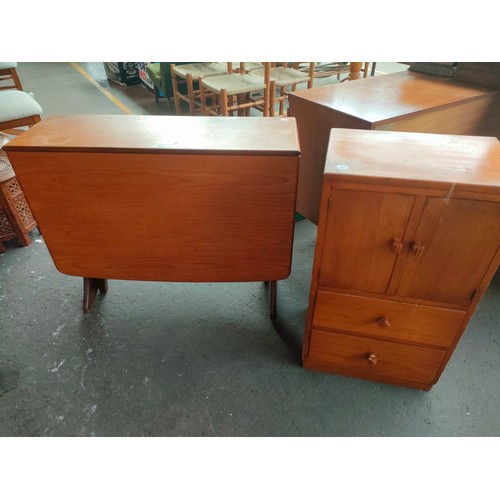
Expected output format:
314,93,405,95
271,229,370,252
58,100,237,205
172,62,227,79
0,62,17,71
201,73,265,96
233,62,264,71
251,66,310,86
0,91,43,122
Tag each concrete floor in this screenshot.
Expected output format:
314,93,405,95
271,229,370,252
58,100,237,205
1,62,499,437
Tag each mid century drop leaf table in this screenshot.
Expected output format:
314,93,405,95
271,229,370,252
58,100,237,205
4,115,301,317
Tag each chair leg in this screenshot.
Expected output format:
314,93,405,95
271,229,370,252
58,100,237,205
221,89,229,116
186,73,196,115
279,85,286,116
11,68,23,91
170,65,182,115
307,63,316,89
199,77,207,115
269,81,277,117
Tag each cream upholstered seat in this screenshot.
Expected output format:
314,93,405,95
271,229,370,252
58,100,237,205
0,63,23,91
0,90,43,134
198,62,269,117
170,62,228,115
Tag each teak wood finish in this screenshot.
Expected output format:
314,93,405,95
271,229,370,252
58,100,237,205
287,70,500,224
303,128,500,390
4,115,300,316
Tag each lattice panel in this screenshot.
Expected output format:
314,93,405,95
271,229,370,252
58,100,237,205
5,178,21,196
0,208,15,237
14,196,35,225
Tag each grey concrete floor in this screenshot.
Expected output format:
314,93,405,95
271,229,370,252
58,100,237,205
1,63,499,437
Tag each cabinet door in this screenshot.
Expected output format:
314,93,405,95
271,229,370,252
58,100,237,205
396,197,500,305
318,189,415,294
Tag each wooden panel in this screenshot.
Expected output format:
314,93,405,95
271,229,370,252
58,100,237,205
5,114,301,156
318,189,414,294
289,71,498,126
325,129,500,196
396,197,500,305
9,151,298,282
376,92,500,138
305,329,446,387
287,97,368,224
313,291,465,347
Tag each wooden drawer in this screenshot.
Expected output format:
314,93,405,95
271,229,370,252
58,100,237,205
304,329,447,388
312,291,465,348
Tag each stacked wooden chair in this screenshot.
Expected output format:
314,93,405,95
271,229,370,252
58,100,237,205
0,63,43,135
249,62,316,116
198,62,270,117
0,62,24,91
170,62,228,115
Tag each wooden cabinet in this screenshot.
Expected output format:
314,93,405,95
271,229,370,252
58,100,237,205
303,129,500,390
288,70,500,224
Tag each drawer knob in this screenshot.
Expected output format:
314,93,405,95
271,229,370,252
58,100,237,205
392,238,403,254
368,353,378,365
377,316,391,328
412,240,425,256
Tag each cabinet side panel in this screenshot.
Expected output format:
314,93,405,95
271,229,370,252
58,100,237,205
375,93,500,139
288,96,370,224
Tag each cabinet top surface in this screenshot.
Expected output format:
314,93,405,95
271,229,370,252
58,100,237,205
4,115,300,155
289,71,496,123
325,129,500,189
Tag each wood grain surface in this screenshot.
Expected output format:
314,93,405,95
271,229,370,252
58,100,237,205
5,115,300,282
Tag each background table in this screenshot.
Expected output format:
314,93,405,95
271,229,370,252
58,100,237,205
288,70,500,224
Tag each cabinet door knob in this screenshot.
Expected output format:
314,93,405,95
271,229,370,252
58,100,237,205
368,353,378,365
412,240,425,256
377,316,391,328
392,238,403,254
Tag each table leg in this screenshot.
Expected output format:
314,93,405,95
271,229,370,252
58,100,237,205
270,280,277,319
82,277,108,314
348,62,363,81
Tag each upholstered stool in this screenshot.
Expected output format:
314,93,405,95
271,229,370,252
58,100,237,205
0,90,42,133
0,62,23,90
0,147,37,252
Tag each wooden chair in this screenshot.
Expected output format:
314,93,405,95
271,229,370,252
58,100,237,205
198,62,270,117
249,63,316,116
299,62,376,83
0,90,42,136
0,63,23,90
170,62,228,115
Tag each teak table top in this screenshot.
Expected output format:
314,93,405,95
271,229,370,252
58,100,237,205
290,71,497,126
5,114,301,155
